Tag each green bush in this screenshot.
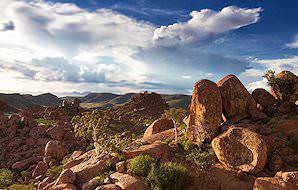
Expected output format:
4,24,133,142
186,145,215,170
46,166,62,178
9,183,35,190
164,138,172,144
147,162,190,190
20,171,28,179
179,139,195,153
263,70,296,102
102,160,116,174
127,155,158,177
35,118,56,127
0,168,13,188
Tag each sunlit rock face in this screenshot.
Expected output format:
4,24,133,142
186,79,222,143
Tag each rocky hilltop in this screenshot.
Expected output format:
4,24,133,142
0,93,61,112
0,71,297,190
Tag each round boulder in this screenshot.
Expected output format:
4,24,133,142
252,88,276,108
45,140,67,160
217,75,266,122
143,118,174,138
212,126,267,174
110,172,146,190
56,169,76,185
186,79,222,142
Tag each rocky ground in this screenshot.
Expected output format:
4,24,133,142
0,71,297,190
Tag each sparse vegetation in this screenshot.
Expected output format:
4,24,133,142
128,155,158,177
9,183,35,190
46,166,62,178
162,108,187,126
178,138,215,170
186,146,215,170
257,114,298,126
147,162,190,190
263,70,296,102
35,118,57,127
164,138,172,144
102,160,116,174
0,168,13,188
72,110,134,155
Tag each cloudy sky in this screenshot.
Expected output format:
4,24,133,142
0,0,297,96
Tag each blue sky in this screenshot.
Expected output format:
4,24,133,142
0,0,297,96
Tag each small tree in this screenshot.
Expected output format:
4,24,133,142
162,108,187,143
263,70,296,102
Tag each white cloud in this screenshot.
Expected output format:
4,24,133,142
256,56,298,74
286,34,298,48
0,0,155,90
239,56,298,91
247,78,268,91
0,1,263,94
181,75,192,79
153,6,262,46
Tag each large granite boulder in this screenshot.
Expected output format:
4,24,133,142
217,75,266,122
123,142,170,159
212,127,267,174
55,169,76,185
254,171,298,190
252,88,277,114
110,172,147,190
45,140,67,160
143,118,174,138
32,161,48,178
70,153,118,184
186,79,222,142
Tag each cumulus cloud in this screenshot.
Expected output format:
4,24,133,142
0,0,263,94
0,57,108,83
0,21,15,31
286,35,298,48
153,6,262,46
0,0,154,85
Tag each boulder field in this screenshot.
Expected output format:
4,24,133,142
0,71,297,190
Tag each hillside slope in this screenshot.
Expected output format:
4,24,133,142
73,93,191,110
0,93,61,111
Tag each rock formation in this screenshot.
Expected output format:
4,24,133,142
186,79,222,142
143,118,174,138
217,75,267,122
269,70,298,104
212,126,267,174
252,88,277,115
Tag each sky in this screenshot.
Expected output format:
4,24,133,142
0,0,297,96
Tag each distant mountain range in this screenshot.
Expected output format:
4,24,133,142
64,93,191,110
0,92,191,113
0,93,61,113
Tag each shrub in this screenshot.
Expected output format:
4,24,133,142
179,139,195,153
263,70,296,102
102,160,116,174
35,118,56,127
162,108,187,126
127,155,158,177
46,166,62,178
164,138,172,144
147,162,190,190
0,168,13,188
9,183,35,190
20,171,28,178
186,145,215,170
